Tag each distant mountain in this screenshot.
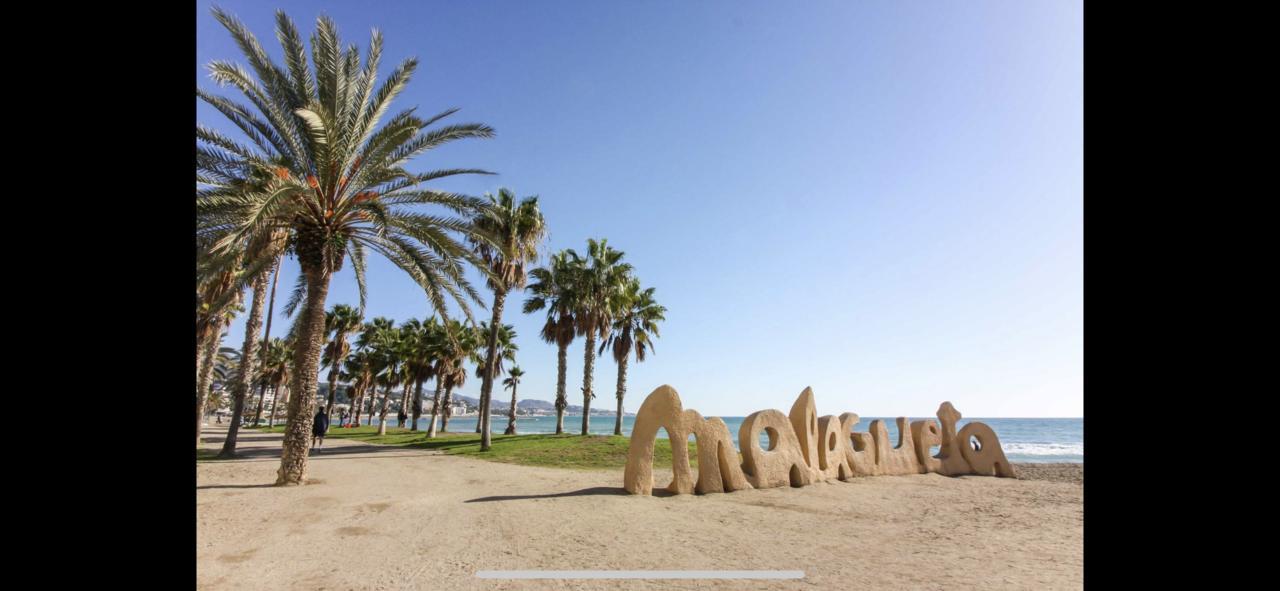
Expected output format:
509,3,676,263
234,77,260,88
517,399,555,410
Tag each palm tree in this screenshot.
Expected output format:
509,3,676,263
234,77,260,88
343,349,375,426
261,338,294,428
355,318,393,426
196,272,244,447
440,358,468,432
569,239,632,436
220,243,284,456
423,320,448,437
250,262,284,428
435,320,477,433
399,317,439,431
524,250,581,434
601,277,666,435
502,366,525,435
208,347,242,416
200,8,498,485
321,304,363,420
467,188,546,451
367,322,402,435
473,322,518,434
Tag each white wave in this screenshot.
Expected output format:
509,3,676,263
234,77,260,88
1001,442,1084,456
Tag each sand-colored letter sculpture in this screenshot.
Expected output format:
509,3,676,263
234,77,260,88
623,385,1015,496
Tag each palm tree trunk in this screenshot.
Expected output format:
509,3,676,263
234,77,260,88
555,341,567,434
195,317,224,448
504,382,518,435
581,330,596,436
613,354,629,436
252,381,268,426
427,374,444,437
411,376,425,431
325,355,341,421
351,384,363,426
367,384,378,426
275,268,332,486
377,384,389,435
399,380,411,428
441,383,454,432
478,291,507,451
252,261,281,427
220,269,271,457
268,384,281,428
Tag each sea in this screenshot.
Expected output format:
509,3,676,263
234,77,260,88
393,414,1083,463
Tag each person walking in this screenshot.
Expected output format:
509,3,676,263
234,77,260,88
311,408,330,451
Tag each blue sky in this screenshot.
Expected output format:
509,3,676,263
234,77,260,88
198,0,1083,418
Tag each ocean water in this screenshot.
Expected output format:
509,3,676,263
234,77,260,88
394,414,1083,463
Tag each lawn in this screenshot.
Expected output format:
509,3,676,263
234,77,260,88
244,424,702,470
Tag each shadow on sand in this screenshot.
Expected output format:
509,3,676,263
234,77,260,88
196,483,277,490
464,486,675,503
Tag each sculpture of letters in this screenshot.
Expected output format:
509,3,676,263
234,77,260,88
623,385,1015,496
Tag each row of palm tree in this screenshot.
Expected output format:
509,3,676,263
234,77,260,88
333,314,518,437
195,8,664,486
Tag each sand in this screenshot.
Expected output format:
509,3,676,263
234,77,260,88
197,425,1083,590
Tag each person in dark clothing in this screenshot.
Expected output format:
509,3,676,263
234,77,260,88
311,409,329,450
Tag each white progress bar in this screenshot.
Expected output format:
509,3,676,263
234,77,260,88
476,570,804,579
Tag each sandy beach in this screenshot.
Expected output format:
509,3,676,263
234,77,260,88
197,425,1082,590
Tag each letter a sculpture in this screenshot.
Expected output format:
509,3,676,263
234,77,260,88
623,385,1015,496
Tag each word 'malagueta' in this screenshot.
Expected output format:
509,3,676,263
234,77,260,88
624,386,1015,496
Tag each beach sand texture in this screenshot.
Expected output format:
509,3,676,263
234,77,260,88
197,426,1082,590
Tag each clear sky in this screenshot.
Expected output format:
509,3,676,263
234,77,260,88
198,0,1083,418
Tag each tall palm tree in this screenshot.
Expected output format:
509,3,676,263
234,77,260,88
250,262,284,428
601,277,666,435
368,322,402,435
524,250,581,434
322,304,363,420
400,317,439,431
423,319,448,437
208,347,242,416
355,318,393,426
261,338,294,428
199,8,498,485
473,322,518,434
220,241,285,456
343,349,375,426
196,272,244,448
435,320,477,433
569,239,632,436
394,325,417,428
467,188,546,451
502,366,525,435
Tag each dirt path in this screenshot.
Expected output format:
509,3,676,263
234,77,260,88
197,424,1082,590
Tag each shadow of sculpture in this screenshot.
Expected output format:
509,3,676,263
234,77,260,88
465,486,676,503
